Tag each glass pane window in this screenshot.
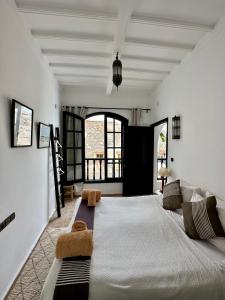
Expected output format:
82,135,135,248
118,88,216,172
75,132,82,147
107,117,114,132
75,165,82,180
115,133,121,147
74,119,82,131
107,133,114,147
107,163,113,178
67,149,74,164
66,132,74,147
75,149,82,164
66,115,74,130
84,113,127,182
115,119,121,132
107,149,114,158
67,166,74,181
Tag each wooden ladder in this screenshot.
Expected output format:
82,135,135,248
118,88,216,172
50,125,65,218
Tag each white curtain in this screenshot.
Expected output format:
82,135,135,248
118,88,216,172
62,106,88,118
131,108,142,126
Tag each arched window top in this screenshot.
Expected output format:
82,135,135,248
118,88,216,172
86,111,128,123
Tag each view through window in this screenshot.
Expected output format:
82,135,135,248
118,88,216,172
157,123,167,180
85,114,123,182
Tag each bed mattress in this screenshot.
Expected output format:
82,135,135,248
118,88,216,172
41,195,225,300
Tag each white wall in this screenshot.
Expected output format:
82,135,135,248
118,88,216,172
0,1,60,298
61,85,152,194
150,15,225,200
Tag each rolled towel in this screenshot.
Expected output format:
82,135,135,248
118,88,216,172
56,230,93,259
88,191,97,207
72,220,87,232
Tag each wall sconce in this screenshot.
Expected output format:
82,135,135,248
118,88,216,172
172,115,180,139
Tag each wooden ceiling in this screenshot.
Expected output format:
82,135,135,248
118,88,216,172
15,0,225,94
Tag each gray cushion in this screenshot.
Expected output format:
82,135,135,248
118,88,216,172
163,180,183,210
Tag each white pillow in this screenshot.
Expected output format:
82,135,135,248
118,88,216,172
209,237,225,254
190,192,204,202
181,185,202,202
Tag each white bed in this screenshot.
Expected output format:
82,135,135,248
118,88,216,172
41,195,225,300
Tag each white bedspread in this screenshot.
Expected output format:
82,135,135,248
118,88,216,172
41,195,225,300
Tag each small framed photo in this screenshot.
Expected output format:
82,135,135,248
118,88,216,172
38,123,51,148
11,99,34,147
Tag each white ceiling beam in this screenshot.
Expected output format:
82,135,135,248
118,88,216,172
131,13,214,32
58,80,156,90
32,30,113,43
126,37,194,51
123,54,181,64
43,49,180,65
106,0,136,95
49,63,108,70
16,5,117,21
124,67,169,75
17,5,214,33
50,63,169,75
55,73,162,82
42,49,110,58
35,30,193,53
55,74,106,79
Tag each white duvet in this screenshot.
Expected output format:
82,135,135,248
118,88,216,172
41,195,225,300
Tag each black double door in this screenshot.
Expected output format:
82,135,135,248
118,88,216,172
123,126,154,196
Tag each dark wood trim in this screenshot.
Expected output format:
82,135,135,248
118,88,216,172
151,117,169,169
11,99,34,147
37,122,50,149
151,117,168,128
50,124,61,218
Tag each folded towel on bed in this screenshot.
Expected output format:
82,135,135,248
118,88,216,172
72,220,87,232
56,230,93,259
82,189,101,203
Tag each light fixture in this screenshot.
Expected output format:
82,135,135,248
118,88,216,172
112,52,122,89
158,167,171,192
172,115,181,139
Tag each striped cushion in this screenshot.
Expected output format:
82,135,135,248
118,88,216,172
182,196,225,240
53,257,90,300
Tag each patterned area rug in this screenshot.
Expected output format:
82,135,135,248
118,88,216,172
6,199,77,300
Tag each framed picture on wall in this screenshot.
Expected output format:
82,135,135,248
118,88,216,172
38,122,50,148
11,99,34,147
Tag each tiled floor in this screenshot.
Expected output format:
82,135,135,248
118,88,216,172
6,199,76,300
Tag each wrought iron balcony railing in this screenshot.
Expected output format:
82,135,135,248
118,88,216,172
85,158,122,181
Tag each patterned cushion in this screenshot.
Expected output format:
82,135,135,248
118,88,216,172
163,180,183,210
182,196,225,240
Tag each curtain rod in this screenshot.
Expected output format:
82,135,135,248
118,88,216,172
62,105,151,112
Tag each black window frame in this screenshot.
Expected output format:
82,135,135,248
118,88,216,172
85,112,128,183
151,118,168,182
63,111,85,184
63,111,128,184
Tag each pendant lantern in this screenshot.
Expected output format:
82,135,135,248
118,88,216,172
112,52,122,89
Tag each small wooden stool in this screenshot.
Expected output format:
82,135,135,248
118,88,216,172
82,189,101,206
63,184,75,201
